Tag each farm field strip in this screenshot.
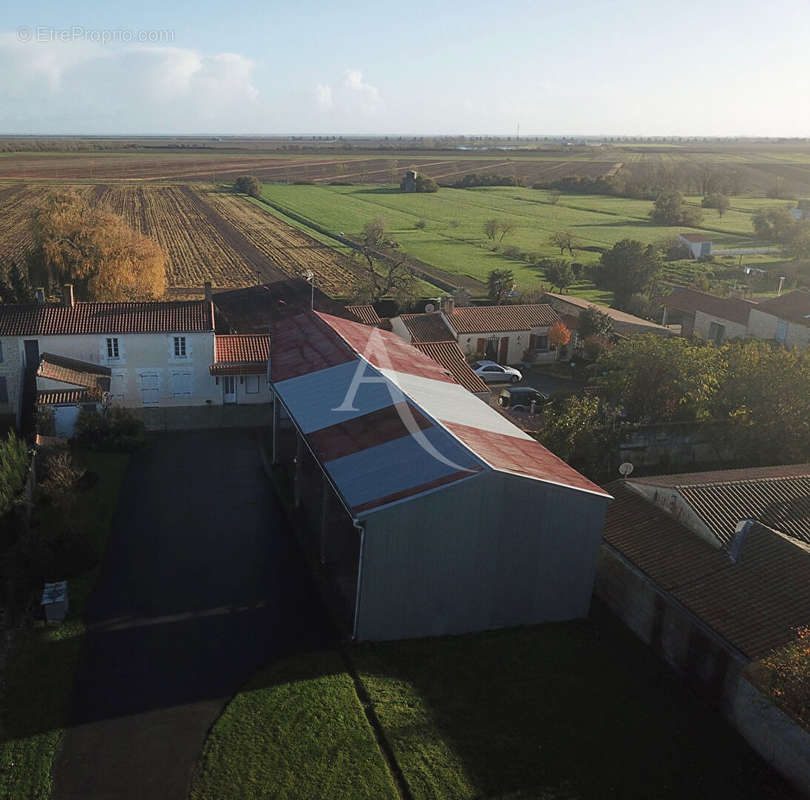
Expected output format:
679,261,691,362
0,184,365,295
204,192,360,295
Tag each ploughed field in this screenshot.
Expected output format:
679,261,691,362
0,184,362,296
0,153,621,186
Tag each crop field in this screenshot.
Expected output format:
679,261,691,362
0,152,621,186
259,184,785,299
0,184,363,296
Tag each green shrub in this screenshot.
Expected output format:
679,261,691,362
75,407,145,452
233,175,262,198
0,431,30,516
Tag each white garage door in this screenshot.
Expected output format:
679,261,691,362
53,405,80,438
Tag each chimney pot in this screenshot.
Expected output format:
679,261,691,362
35,287,46,305
204,281,212,302
62,284,75,308
442,296,455,316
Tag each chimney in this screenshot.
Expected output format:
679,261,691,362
204,281,212,302
777,276,786,296
442,296,455,316
62,284,75,308
34,287,46,304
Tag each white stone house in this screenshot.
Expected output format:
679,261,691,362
0,285,271,433
746,290,810,350
390,298,562,364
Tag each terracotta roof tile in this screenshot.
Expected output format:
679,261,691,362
448,304,560,334
0,301,214,336
346,305,383,326
658,287,756,326
398,312,455,342
604,484,810,660
37,389,100,405
754,290,810,327
411,341,490,394
211,334,270,375
37,353,111,393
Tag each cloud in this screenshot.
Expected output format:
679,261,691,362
315,83,333,111
314,68,383,116
0,34,261,133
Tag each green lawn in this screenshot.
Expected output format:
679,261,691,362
258,184,766,299
354,609,795,800
0,450,129,800
191,607,794,800
189,650,398,800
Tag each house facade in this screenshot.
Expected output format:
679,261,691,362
390,298,562,364
0,285,276,433
658,287,755,343
746,290,810,349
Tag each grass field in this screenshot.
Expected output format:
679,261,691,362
190,608,795,800
259,183,785,299
0,451,129,800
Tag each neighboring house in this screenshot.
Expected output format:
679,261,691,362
212,279,351,334
390,298,561,364
747,290,810,349
269,310,611,641
625,463,810,548
678,233,712,259
541,292,672,338
658,287,756,343
596,476,810,792
209,334,271,405
0,286,219,428
410,340,490,398
346,305,383,326
36,353,110,437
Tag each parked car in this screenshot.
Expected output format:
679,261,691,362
472,360,522,383
498,386,549,412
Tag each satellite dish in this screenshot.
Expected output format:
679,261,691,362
424,303,435,312
618,462,634,477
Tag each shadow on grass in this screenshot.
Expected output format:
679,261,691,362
352,603,799,800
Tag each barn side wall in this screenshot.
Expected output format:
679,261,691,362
355,471,608,642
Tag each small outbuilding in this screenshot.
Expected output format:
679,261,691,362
678,233,712,259
269,311,611,641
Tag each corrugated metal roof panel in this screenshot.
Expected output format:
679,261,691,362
274,360,396,434
379,369,534,440
327,427,484,513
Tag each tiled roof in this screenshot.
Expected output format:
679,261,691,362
447,304,560,334
269,311,610,515
679,233,712,242
604,483,810,660
0,301,214,336
37,389,100,405
411,341,490,394
210,334,269,375
37,353,111,393
398,312,455,342
630,464,810,546
542,293,671,335
658,287,756,326
346,305,383,326
212,279,352,334
754,290,810,327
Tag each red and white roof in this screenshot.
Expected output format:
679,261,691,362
270,312,610,517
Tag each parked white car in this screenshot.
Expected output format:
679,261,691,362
471,360,523,384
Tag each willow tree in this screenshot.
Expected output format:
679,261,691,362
31,191,167,301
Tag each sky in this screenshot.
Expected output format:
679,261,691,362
0,0,808,137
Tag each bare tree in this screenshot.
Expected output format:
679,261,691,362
351,248,418,306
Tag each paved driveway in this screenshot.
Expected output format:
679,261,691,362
53,429,331,800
